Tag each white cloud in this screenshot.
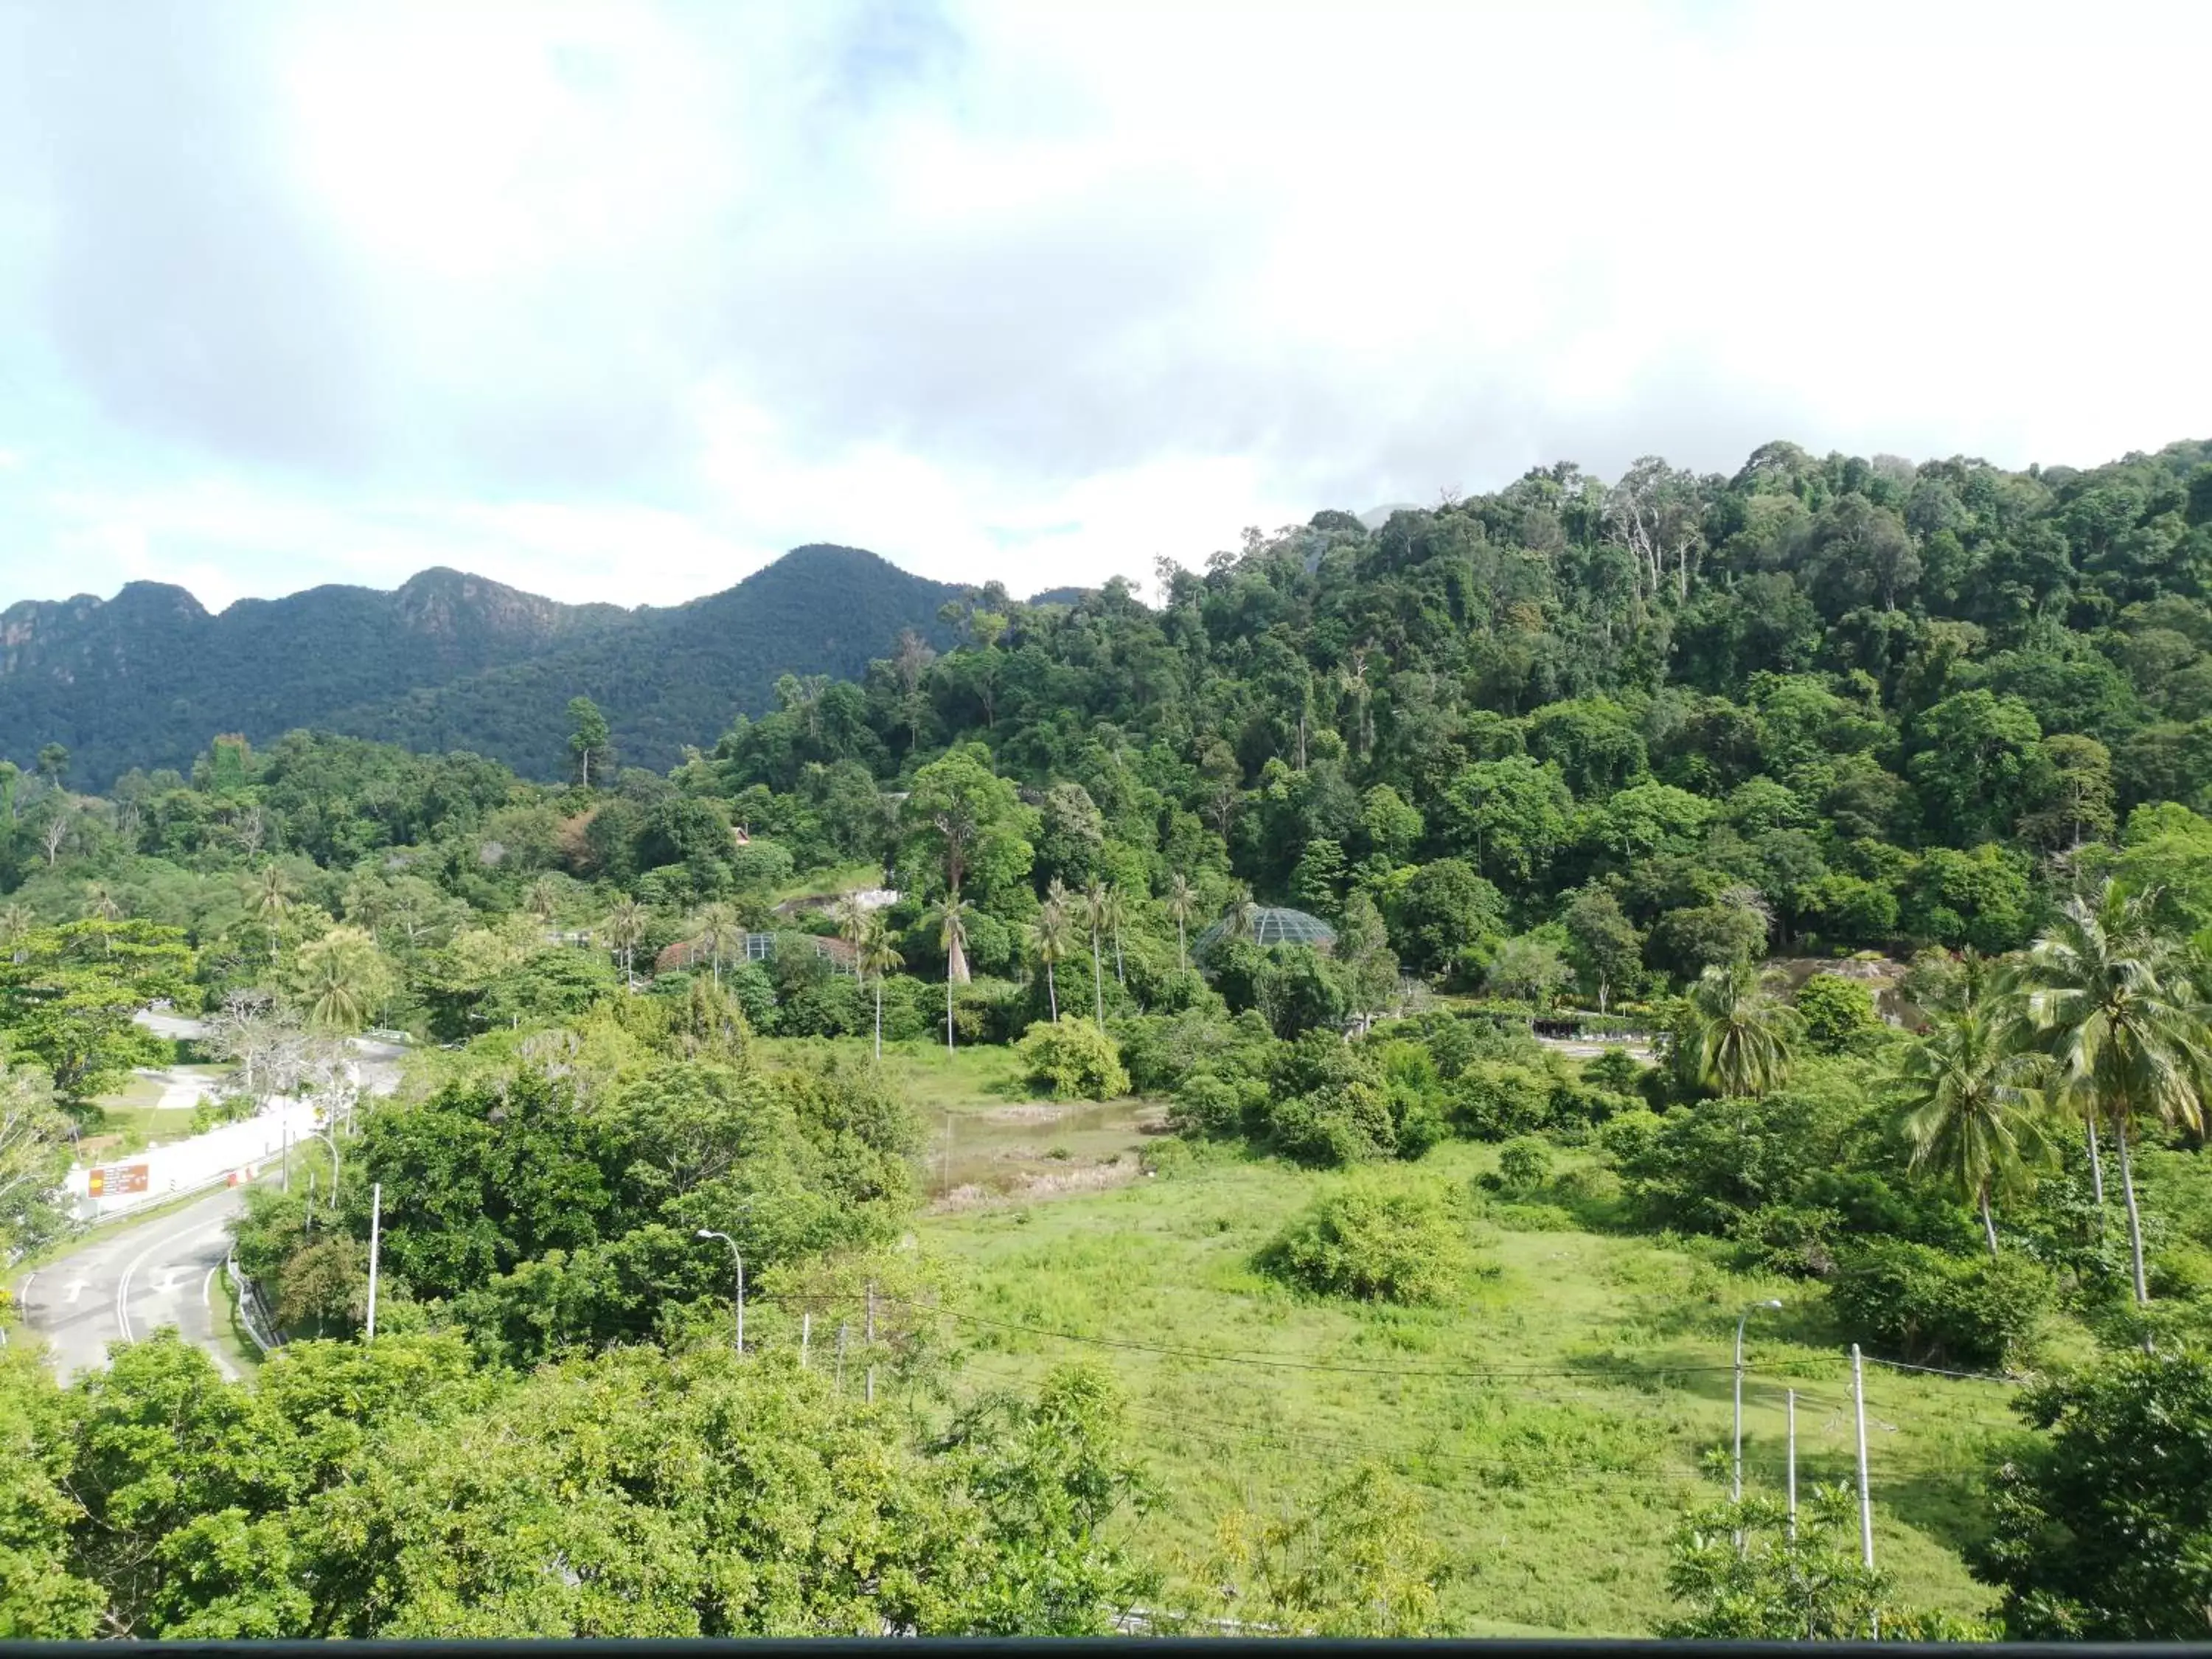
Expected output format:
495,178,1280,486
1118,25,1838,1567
0,0,2207,610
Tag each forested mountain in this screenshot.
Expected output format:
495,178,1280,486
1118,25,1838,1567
7,434,2212,1639
0,543,961,785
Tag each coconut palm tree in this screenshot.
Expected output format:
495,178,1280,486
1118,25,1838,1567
692,900,746,988
525,874,562,926
1891,1006,2054,1257
1032,897,1076,1023
246,863,295,971
1674,959,1801,1099
82,881,122,924
859,914,904,1062
2020,880,2210,1306
1100,883,1129,986
604,897,648,990
1164,874,1198,973
294,927,389,1034
933,897,973,1055
1082,880,1110,1029
833,893,871,978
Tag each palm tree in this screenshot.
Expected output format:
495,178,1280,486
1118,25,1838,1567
1032,898,1075,1023
246,863,294,971
1081,880,1111,1028
1674,960,1800,1099
933,897,973,1055
1220,886,1259,944
525,874,562,926
1100,883,1128,986
82,881,122,923
604,897,648,990
833,893,871,978
859,914,904,1062
2021,881,2210,1306
0,902,32,963
295,928,385,1033
1891,1007,2054,1257
1164,874,1198,973
692,900,746,988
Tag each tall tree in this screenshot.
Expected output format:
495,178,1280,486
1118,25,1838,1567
1674,961,1800,1099
245,864,295,972
692,901,745,989
1891,1006,2053,1256
292,926,394,1034
933,897,973,1055
2021,880,2209,1306
1082,880,1109,1029
859,913,903,1062
1163,874,1198,974
1032,898,1074,1023
603,897,647,991
567,696,613,788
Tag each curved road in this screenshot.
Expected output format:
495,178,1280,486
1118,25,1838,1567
14,1185,250,1379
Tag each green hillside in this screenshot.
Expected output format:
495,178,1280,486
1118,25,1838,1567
0,544,960,787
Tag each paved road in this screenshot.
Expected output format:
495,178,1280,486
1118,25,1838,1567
13,1186,248,1380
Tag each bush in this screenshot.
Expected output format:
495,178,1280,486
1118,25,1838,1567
1015,1018,1132,1101
1165,1072,1249,1139
1795,974,1882,1054
1493,1135,1553,1195
1268,1079,1397,1166
1827,1240,2052,1368
1260,1176,1472,1304
1448,1061,1554,1139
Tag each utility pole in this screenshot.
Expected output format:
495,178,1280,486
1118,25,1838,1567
835,1322,849,1394
1851,1344,1875,1571
282,1121,291,1194
1785,1388,1798,1541
365,1182,382,1342
801,1310,812,1369
865,1281,877,1405
1733,1299,1781,1509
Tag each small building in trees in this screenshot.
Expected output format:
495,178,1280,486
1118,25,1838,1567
1191,905,1337,964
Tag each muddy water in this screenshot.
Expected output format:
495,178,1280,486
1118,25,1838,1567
928,1097,1164,1200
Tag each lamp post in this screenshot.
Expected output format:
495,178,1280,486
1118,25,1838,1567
697,1228,745,1354
1733,1298,1784,1503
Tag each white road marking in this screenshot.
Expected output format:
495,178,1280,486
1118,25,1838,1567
116,1219,232,1342
63,1279,86,1304
153,1270,180,1295
202,1265,218,1309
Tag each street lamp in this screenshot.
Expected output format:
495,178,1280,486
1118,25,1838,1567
697,1228,745,1354
1733,1298,1784,1503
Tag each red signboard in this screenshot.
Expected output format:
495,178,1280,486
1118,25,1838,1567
88,1164,150,1197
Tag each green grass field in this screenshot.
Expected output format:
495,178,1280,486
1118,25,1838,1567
911,1138,2023,1635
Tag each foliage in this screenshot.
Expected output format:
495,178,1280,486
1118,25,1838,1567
1259,1174,1472,1304
1793,972,1881,1054
1827,1239,2052,1368
1974,1344,2212,1638
1014,1018,1130,1102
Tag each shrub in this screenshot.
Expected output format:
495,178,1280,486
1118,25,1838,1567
1261,1176,1472,1304
1267,1079,1397,1166
1494,1135,1553,1195
1828,1240,2052,1368
1015,1018,1131,1101
1448,1061,1554,1139
1795,973,1882,1054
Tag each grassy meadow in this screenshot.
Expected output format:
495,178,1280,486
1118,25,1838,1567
813,1041,2025,1634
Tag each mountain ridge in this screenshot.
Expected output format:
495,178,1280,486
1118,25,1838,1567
0,543,963,786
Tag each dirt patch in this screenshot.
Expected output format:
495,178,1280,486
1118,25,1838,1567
932,1159,1150,1212
979,1103,1066,1123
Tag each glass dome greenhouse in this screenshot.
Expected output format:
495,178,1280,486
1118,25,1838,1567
1192,905,1338,961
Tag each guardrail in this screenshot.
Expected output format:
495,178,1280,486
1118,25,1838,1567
225,1245,283,1354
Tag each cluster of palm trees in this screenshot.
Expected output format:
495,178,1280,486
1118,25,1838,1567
1682,880,2208,1307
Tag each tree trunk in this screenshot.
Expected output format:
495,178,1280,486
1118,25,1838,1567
874,978,883,1061
2115,1117,2151,1307
1177,920,1186,974
1046,962,1057,1022
1092,937,1105,1029
1980,1182,1999,1260
947,931,970,986
2085,1113,2107,1217
945,975,956,1056
1113,930,1124,985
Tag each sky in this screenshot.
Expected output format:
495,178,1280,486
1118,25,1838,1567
0,0,2206,615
